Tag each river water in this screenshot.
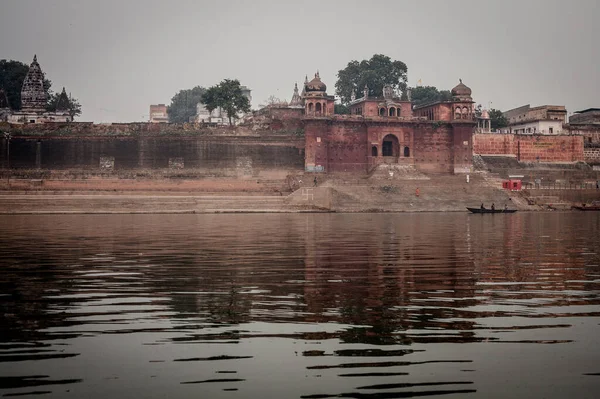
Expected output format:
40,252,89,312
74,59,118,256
1,213,599,398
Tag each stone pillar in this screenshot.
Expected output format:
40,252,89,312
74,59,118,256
35,141,42,169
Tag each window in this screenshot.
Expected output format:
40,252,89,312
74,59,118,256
549,127,554,134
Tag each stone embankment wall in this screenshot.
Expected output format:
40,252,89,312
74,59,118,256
524,189,600,205
473,133,584,163
584,148,600,165
0,122,305,178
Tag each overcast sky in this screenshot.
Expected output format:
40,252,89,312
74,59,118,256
1,0,598,122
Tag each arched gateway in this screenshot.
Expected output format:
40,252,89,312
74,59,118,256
382,134,400,161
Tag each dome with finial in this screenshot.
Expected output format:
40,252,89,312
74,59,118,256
451,79,472,100
304,71,327,93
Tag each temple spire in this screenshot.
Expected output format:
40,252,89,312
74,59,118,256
290,82,302,107
21,54,47,111
55,87,70,111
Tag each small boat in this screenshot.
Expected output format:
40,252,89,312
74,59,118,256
467,207,517,214
572,202,600,211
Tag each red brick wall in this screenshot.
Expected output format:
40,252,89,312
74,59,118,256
473,133,515,155
326,122,368,173
399,102,413,118
452,124,475,173
414,125,454,173
473,133,584,162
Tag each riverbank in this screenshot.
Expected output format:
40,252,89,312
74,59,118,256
0,170,542,214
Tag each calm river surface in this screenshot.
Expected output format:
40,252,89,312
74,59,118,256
1,213,600,398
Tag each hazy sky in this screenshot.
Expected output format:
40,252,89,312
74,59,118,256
1,0,598,122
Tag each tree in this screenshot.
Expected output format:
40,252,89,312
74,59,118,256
0,59,52,110
335,54,408,104
167,86,206,123
201,79,251,126
334,103,350,115
489,108,508,130
259,95,287,108
410,86,452,107
47,90,82,120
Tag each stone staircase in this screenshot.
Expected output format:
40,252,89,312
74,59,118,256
0,194,321,214
368,164,431,181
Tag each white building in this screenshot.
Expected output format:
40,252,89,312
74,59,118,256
503,104,567,135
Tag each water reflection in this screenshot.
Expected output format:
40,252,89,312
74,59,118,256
0,213,599,398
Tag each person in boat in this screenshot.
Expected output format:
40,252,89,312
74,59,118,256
504,204,508,211
491,203,495,211
480,203,485,210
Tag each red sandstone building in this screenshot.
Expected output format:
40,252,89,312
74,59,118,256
283,73,476,174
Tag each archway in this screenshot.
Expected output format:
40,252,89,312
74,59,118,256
379,108,386,116
315,103,322,115
371,146,378,157
455,107,462,120
382,134,399,158
389,107,396,117
308,103,313,114
404,146,410,157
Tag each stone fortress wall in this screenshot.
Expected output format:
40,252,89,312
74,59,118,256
0,122,305,178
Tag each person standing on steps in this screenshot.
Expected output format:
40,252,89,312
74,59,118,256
313,176,317,187
491,203,495,211
415,187,420,197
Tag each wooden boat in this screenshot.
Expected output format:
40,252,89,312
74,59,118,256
572,205,600,211
467,207,517,214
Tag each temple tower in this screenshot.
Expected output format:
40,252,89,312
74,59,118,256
55,88,70,111
21,55,47,112
289,83,303,108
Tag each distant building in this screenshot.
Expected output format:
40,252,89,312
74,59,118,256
503,104,567,134
569,108,600,125
196,103,226,125
149,104,168,123
567,109,600,149
476,108,492,133
8,55,72,124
